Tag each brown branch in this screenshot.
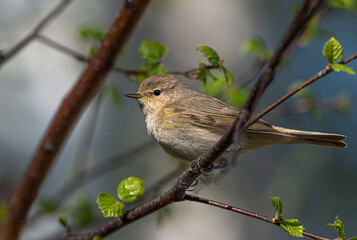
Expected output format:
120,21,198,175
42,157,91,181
0,0,73,67
183,194,331,240
57,1,325,239
245,52,357,129
0,1,151,239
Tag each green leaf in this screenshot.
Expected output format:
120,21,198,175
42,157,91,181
92,236,101,240
101,84,122,107
39,198,59,213
222,66,234,85
58,216,69,228
79,26,107,42
328,216,345,240
280,219,304,237
347,237,357,240
197,45,220,64
225,87,249,108
139,40,168,63
323,37,343,63
331,63,356,75
118,177,144,202
97,192,124,217
270,196,283,218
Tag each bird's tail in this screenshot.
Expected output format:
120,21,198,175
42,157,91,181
272,126,347,148
242,121,347,152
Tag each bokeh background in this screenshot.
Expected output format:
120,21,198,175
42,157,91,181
0,0,357,239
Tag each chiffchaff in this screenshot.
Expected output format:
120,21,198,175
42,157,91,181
125,74,346,164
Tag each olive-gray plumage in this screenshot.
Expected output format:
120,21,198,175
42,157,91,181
125,74,346,162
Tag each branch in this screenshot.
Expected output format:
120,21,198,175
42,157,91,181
0,0,72,67
245,52,357,129
57,1,325,239
0,1,151,239
183,194,331,240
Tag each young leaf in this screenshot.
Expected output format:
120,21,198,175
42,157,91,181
280,219,304,237
328,216,345,240
97,192,124,217
117,177,144,202
222,66,234,85
197,45,220,64
270,196,283,218
331,63,356,75
323,37,343,63
92,236,102,240
139,40,168,63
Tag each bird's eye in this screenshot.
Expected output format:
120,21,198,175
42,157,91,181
153,90,161,96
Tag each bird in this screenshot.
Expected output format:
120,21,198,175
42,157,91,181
125,74,346,166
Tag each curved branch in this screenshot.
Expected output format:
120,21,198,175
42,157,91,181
0,1,151,239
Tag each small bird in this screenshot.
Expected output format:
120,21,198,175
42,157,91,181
125,74,346,166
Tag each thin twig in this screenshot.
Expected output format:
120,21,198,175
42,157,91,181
184,194,331,240
37,34,219,80
0,0,73,67
245,53,357,129
56,1,325,239
0,1,151,239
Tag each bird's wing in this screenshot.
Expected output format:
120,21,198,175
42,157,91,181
163,94,282,136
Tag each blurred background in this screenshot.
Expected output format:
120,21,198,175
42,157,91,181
0,0,357,239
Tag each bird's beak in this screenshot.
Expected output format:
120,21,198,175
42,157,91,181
125,92,144,99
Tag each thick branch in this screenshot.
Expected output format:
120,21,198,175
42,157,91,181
184,194,331,240
0,1,151,239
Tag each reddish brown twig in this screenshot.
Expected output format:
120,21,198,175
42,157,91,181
184,194,331,240
0,1,151,239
